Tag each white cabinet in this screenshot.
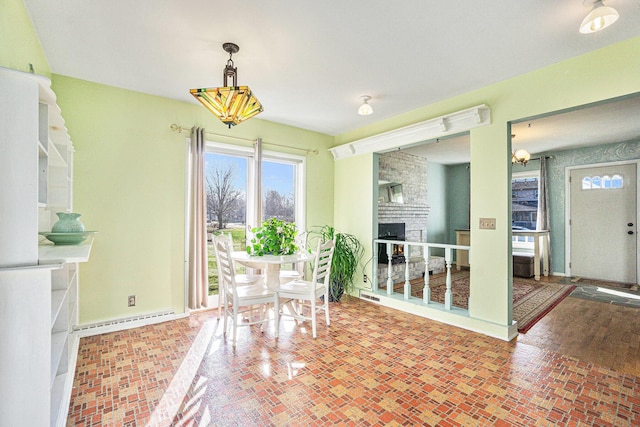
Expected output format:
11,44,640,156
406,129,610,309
0,67,89,427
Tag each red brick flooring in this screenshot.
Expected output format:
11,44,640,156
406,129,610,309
67,298,639,426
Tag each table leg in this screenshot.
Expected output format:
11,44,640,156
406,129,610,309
542,234,549,277
265,264,281,290
533,237,540,281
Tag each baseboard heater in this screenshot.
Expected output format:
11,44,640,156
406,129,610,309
360,292,380,302
74,309,180,337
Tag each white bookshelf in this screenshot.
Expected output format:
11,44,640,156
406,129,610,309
0,67,90,427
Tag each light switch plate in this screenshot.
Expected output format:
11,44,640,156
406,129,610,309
479,217,496,230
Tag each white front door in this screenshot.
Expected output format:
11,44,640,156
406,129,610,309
570,163,637,283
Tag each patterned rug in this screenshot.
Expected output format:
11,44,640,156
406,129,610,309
390,271,575,333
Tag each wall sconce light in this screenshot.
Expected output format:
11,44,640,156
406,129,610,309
580,0,619,34
512,149,531,166
358,95,373,116
190,42,263,128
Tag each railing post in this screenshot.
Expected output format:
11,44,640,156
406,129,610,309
444,248,453,310
403,243,410,300
372,240,379,292
386,242,393,295
423,245,430,304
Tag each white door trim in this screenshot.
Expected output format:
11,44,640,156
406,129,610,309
565,159,640,280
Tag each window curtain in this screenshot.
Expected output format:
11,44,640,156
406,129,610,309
245,138,263,276
188,127,208,309
246,138,263,240
538,156,552,273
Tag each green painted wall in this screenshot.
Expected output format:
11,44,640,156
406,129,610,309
52,75,334,324
0,0,51,76
426,161,447,247
333,36,640,330
446,164,471,245
425,162,470,258
334,153,374,292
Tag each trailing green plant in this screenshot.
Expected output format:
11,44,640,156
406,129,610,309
310,225,364,302
247,217,298,256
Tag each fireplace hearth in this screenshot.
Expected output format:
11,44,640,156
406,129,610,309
378,223,406,264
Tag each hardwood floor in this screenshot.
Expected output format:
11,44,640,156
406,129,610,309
517,279,640,377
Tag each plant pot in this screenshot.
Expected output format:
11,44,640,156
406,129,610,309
329,280,344,302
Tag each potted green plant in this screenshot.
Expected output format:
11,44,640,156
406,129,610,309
311,225,364,302
247,217,298,255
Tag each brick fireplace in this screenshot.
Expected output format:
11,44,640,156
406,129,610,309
377,151,435,283
378,150,429,250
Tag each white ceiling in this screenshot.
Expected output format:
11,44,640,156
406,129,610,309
24,0,640,137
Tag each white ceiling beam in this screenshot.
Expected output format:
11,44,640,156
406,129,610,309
330,105,491,160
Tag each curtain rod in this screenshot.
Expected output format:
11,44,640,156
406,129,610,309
170,124,319,155
531,155,553,161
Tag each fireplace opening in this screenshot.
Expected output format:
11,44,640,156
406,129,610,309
378,223,406,264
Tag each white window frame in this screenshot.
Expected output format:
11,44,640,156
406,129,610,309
204,141,306,233
512,170,540,250
184,139,306,309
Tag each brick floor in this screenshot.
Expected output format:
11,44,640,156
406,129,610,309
67,298,639,426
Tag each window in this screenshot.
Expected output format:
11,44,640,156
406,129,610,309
204,142,306,295
512,171,539,246
263,160,296,222
582,174,623,190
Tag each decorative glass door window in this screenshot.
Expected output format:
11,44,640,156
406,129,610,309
581,174,623,190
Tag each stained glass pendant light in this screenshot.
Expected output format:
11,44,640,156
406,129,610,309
190,42,263,128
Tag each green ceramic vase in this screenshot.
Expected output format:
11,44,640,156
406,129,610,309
51,212,86,233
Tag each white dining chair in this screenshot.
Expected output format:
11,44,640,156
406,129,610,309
279,231,308,284
212,233,262,319
216,236,279,346
277,239,335,338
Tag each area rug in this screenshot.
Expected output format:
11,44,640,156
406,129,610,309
390,271,576,333
568,276,639,291
569,284,640,309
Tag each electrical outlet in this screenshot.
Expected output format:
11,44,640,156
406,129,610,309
363,274,368,283
128,295,136,307
479,218,496,230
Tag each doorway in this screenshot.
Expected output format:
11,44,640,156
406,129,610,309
568,161,638,283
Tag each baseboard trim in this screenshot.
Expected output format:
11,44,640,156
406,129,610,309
74,310,188,337
359,290,518,341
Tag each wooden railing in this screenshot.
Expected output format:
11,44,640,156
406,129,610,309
372,239,471,310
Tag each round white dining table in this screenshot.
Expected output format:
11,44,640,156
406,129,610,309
230,251,315,290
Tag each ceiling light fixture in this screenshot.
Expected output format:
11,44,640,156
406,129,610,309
512,149,531,167
358,95,373,116
190,42,263,128
579,0,619,34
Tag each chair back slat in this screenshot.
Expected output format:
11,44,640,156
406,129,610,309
214,234,236,291
311,240,335,286
214,233,279,346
